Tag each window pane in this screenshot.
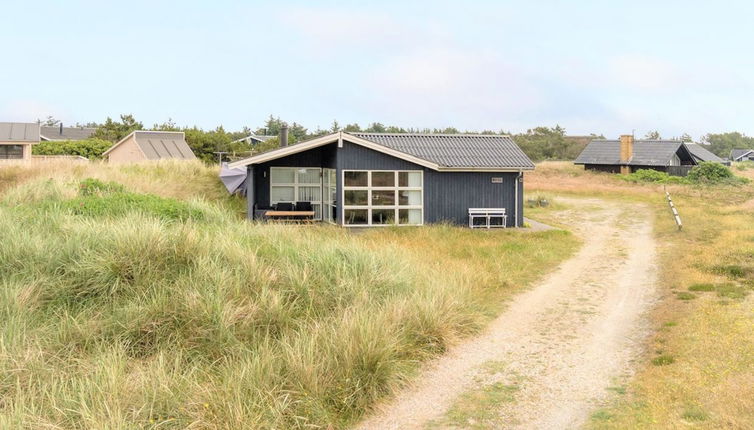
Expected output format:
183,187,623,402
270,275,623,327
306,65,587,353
270,186,294,202
371,171,395,187
270,168,295,184
399,171,422,187
399,209,422,225
344,171,367,187
345,190,368,205
344,209,368,225
372,209,395,225
371,190,395,206
398,190,421,206
298,186,321,202
0,145,23,159
297,168,320,184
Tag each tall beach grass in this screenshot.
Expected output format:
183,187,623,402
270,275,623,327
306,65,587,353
0,162,577,428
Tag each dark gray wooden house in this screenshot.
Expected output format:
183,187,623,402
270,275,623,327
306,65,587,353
574,135,698,176
730,149,754,162
227,132,534,227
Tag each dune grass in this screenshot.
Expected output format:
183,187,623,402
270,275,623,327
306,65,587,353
527,162,754,429
0,161,577,428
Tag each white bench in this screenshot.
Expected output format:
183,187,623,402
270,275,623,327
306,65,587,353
468,208,507,229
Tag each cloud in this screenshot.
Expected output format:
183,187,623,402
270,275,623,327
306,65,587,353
607,54,681,91
278,6,410,56
365,48,547,128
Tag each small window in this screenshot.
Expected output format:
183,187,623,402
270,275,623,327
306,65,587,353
371,190,395,206
399,209,422,225
0,145,24,159
372,209,395,225
270,168,295,183
271,186,295,202
344,190,368,205
344,209,368,225
344,171,368,187
398,190,421,206
371,171,395,187
399,171,422,187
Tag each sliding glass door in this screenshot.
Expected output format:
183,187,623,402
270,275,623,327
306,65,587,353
269,167,323,219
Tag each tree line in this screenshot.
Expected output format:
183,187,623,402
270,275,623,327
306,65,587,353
34,114,753,162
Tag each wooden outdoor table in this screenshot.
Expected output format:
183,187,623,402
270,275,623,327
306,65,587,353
264,211,316,223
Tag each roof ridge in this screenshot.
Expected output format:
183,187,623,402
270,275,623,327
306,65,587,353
351,132,512,138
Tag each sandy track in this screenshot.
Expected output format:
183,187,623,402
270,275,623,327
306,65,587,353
355,198,658,429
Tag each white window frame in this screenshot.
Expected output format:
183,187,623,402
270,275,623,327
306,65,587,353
269,167,323,220
341,170,424,227
323,168,337,224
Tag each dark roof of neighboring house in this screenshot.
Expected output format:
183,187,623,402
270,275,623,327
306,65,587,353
0,122,40,142
233,134,276,144
350,133,535,169
685,143,723,163
103,131,196,160
574,140,691,166
228,132,535,171
730,149,754,160
40,126,97,141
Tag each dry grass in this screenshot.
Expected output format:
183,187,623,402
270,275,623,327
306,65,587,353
0,161,578,428
0,159,231,203
527,162,754,429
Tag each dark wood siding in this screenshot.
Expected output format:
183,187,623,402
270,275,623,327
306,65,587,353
424,171,521,227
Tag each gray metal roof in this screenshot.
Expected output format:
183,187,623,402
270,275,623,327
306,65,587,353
730,148,754,160
0,122,40,142
40,126,96,141
350,133,535,169
575,139,688,166
133,131,196,160
685,143,723,163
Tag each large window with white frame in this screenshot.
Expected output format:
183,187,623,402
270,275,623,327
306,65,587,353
270,167,323,219
342,170,423,226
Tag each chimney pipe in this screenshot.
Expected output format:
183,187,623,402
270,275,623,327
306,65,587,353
619,134,633,175
279,124,289,147
59,122,63,135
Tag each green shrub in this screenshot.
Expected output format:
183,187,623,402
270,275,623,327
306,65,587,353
621,169,687,184
78,178,125,196
687,162,745,184
63,192,204,221
32,138,113,159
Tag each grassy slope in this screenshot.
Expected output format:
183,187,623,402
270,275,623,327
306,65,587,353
0,161,577,429
527,162,754,429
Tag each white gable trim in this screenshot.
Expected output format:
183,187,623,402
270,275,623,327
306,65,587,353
227,132,535,171
228,132,441,170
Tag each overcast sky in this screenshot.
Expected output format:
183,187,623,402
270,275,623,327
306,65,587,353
2,0,753,139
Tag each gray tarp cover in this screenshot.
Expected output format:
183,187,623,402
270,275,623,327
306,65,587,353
219,162,247,194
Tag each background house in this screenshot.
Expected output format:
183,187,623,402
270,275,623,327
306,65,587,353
233,133,276,146
730,149,754,162
574,136,699,176
102,131,196,163
685,143,725,164
0,122,39,163
40,124,96,141
228,131,534,227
